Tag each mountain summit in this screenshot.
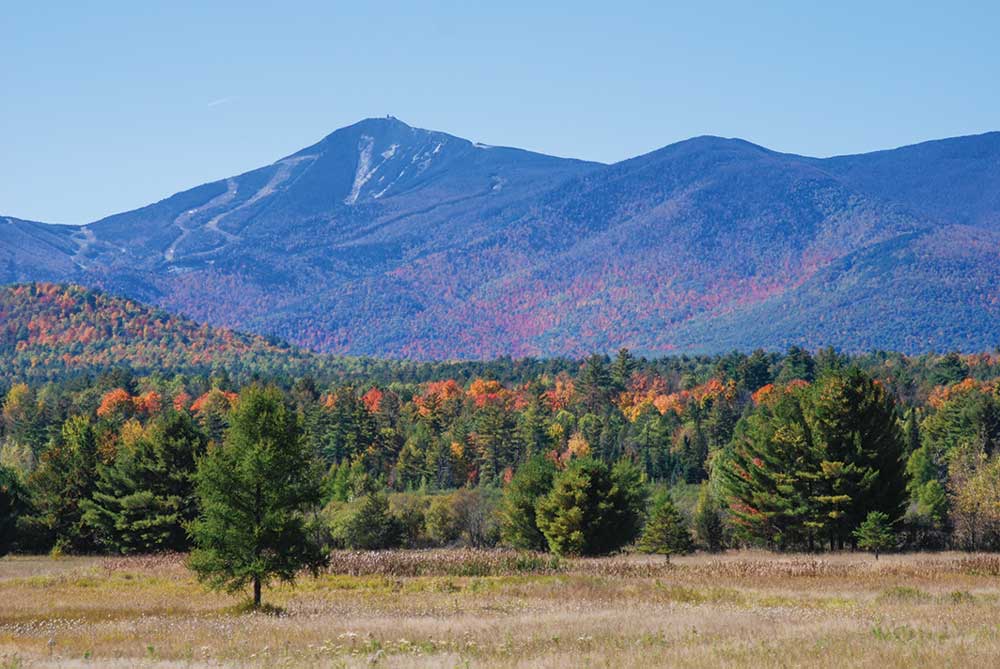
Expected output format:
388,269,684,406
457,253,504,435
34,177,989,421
3,121,999,357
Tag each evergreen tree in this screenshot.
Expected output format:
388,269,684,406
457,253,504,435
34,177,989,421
20,416,98,552
536,457,646,555
776,346,815,384
853,510,895,559
808,368,908,548
715,370,907,550
0,464,27,556
638,492,693,562
83,410,207,553
189,385,326,608
693,482,725,552
576,355,613,414
500,454,557,550
611,348,637,392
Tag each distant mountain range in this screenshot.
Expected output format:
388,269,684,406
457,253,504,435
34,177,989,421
4,118,999,357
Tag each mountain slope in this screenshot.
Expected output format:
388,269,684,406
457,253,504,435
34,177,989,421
2,123,999,357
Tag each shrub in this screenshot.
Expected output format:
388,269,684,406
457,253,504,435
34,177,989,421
331,493,403,550
389,493,430,548
425,494,462,546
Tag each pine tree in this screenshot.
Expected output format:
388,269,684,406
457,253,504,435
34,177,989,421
808,368,907,548
83,410,207,553
189,385,326,608
536,457,646,555
611,348,637,393
715,369,907,550
854,510,895,559
0,464,27,556
638,492,693,562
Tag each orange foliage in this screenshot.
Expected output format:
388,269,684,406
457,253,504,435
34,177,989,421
468,378,508,408
928,378,995,409
751,383,776,405
414,379,463,416
544,376,575,411
132,390,162,415
361,387,384,413
173,391,192,411
96,388,133,419
190,389,238,413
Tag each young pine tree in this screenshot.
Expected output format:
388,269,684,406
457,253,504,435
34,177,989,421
500,454,557,550
189,386,326,609
853,511,896,559
638,492,693,562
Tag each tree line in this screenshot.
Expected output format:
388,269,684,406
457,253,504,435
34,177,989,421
3,347,1000,582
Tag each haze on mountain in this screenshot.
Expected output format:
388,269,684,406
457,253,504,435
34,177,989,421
3,117,999,358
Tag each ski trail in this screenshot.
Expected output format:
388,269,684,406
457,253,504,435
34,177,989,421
204,155,316,239
164,179,238,262
70,226,96,267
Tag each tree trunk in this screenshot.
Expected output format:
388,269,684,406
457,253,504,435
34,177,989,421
253,576,262,608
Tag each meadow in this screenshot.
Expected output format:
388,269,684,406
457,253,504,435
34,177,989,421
2,551,1000,668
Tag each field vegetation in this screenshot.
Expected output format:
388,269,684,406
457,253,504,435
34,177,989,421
3,551,1000,668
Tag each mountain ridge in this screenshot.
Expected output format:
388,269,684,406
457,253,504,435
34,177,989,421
2,119,999,357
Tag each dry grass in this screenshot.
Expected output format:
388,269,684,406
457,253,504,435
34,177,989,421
2,550,1000,667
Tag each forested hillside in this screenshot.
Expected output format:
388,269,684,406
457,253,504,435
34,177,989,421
0,283,323,381
3,286,1000,556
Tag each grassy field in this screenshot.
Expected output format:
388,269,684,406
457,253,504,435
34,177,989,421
2,551,1000,668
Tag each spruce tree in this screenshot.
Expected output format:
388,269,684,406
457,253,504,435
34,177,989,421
189,385,326,608
0,464,27,556
501,454,557,550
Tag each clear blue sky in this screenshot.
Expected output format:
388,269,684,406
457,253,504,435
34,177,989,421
3,1,998,224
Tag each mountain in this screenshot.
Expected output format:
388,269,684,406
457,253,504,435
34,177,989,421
2,120,999,357
0,283,322,382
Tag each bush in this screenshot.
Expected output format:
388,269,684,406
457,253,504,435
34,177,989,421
389,493,430,548
425,494,461,545
330,493,403,550
450,487,502,547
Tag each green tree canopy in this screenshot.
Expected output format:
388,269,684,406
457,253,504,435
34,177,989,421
189,385,326,608
83,410,207,553
638,491,693,561
536,457,646,555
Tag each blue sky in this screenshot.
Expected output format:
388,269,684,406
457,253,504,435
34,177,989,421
3,1,998,224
